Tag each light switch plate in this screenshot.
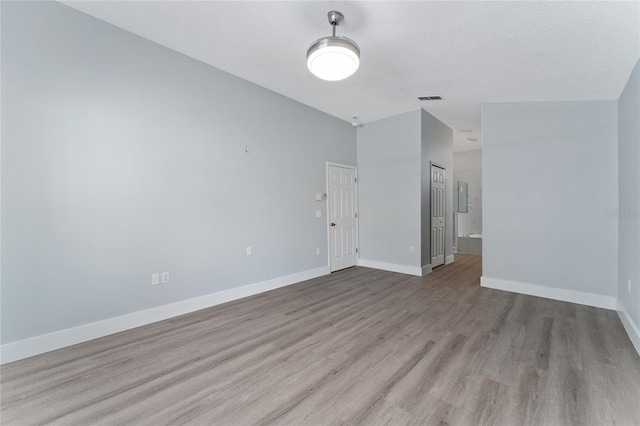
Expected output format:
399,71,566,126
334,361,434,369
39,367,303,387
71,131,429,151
151,273,160,286
161,272,170,284
316,210,322,218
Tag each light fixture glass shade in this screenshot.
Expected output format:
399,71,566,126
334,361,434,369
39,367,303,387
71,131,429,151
307,37,360,81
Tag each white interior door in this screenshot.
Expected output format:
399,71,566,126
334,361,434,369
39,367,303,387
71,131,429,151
431,165,446,268
327,164,358,272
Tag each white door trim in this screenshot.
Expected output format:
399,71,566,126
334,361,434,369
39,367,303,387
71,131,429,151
326,162,359,271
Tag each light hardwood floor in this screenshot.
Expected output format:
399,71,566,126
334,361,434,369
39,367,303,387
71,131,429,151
1,254,639,425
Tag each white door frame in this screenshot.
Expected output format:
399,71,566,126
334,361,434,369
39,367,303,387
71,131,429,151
326,162,359,271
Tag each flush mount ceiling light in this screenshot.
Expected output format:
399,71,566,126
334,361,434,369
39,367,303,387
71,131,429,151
307,11,360,81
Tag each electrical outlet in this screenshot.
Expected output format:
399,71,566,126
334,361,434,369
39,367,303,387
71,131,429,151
246,246,252,256
316,247,321,255
629,278,632,293
161,272,170,284
409,246,415,253
151,273,160,286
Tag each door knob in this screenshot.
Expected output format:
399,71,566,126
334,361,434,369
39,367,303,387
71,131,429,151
330,223,336,227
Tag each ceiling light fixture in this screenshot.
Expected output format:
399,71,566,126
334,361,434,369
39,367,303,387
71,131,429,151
307,11,360,81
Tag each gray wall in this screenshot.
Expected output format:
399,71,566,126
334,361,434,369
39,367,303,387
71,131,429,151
453,150,482,237
1,1,356,344
420,110,454,268
357,110,422,267
483,101,618,296
357,109,452,270
618,59,640,327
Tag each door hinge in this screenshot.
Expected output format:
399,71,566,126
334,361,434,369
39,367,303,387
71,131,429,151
355,177,358,183
356,248,358,253
355,212,358,218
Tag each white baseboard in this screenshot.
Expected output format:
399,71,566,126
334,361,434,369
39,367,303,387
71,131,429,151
0,266,330,365
480,276,617,310
617,299,640,356
421,264,433,276
357,259,422,277
445,255,455,265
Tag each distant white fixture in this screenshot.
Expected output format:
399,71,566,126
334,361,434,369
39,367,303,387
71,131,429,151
351,117,360,127
307,11,360,81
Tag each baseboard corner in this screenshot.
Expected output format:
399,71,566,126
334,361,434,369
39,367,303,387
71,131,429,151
616,299,640,356
421,265,432,276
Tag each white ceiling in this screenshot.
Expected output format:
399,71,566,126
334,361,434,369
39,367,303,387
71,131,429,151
62,1,639,153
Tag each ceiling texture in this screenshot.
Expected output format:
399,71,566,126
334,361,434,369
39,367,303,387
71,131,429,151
62,1,639,152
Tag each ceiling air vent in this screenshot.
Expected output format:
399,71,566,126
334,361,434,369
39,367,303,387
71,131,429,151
467,138,478,142
418,96,443,101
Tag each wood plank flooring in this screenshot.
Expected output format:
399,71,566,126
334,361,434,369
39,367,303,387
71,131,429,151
2,254,639,425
